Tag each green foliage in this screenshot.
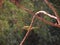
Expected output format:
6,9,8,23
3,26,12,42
0,0,60,45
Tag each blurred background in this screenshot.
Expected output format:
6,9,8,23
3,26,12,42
0,0,60,45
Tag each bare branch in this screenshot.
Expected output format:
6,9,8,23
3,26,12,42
10,1,60,45
20,10,60,45
20,14,36,45
10,0,60,27
37,16,60,28
44,0,60,25
21,7,60,28
35,11,57,19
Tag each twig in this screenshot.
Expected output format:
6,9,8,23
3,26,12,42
44,0,60,25
20,14,36,45
37,16,60,28
35,11,57,19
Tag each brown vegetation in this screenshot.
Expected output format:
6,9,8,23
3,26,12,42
0,0,4,8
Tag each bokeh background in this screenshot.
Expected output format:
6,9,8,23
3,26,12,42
0,0,60,45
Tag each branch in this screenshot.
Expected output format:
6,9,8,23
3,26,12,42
35,11,57,19
10,0,60,27
20,5,60,28
44,0,60,25
37,16,60,28
10,1,60,45
20,10,60,45
20,14,36,45
18,5,60,28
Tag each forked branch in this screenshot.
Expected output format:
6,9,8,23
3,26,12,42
10,0,60,28
20,10,60,45
44,0,60,25
10,1,60,45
